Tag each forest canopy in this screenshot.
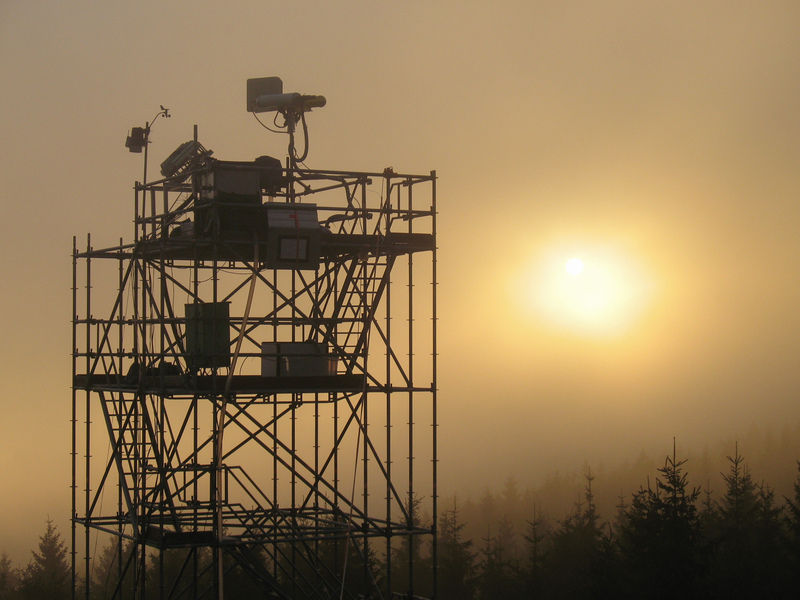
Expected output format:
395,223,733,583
4,442,800,598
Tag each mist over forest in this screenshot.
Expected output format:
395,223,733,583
5,423,800,598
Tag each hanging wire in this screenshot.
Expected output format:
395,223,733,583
339,394,365,600
253,111,287,135
90,441,113,583
168,192,187,212
292,111,311,164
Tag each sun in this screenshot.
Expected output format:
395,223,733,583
565,257,584,276
526,245,650,337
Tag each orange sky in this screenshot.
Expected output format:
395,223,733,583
2,0,800,563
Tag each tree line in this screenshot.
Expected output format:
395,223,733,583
428,443,800,599
4,443,800,598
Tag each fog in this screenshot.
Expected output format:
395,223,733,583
3,0,800,564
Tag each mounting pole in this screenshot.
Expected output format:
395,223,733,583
126,105,171,185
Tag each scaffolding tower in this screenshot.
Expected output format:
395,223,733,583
71,133,437,598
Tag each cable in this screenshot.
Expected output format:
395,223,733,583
169,192,187,212
293,111,310,164
253,111,287,135
90,441,113,584
338,394,364,600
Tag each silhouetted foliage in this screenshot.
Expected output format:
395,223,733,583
17,439,800,598
88,541,219,599
617,445,703,599
277,516,382,599
389,494,433,598
0,553,19,600
477,517,523,599
704,445,790,597
221,545,274,598
541,470,614,599
437,500,476,600
17,519,70,600
522,505,549,598
753,482,790,596
91,540,130,599
786,460,800,590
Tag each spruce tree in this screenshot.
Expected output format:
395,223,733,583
522,505,549,598
785,460,800,587
754,482,790,597
0,553,19,600
707,444,789,597
437,501,476,600
476,519,523,600
540,469,612,599
617,443,703,599
17,519,70,600
390,494,431,598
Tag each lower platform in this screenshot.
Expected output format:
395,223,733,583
73,373,366,395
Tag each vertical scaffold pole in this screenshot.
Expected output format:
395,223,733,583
84,233,92,600
431,170,439,599
117,238,124,592
384,178,394,598
407,178,415,597
71,236,78,600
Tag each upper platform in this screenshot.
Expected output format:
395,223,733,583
82,158,436,266
133,229,435,264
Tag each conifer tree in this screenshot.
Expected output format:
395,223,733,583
617,442,703,599
17,519,70,600
91,540,129,599
706,444,758,596
542,469,611,599
437,500,476,600
477,489,497,533
522,505,549,598
501,477,524,528
786,461,800,589
707,444,789,597
697,478,716,533
476,518,523,600
0,553,19,600
390,494,432,598
219,546,275,598
754,481,790,596
289,518,380,598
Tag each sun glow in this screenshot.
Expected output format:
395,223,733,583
527,245,651,337
565,257,584,276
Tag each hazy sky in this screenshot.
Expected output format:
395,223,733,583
3,0,800,562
